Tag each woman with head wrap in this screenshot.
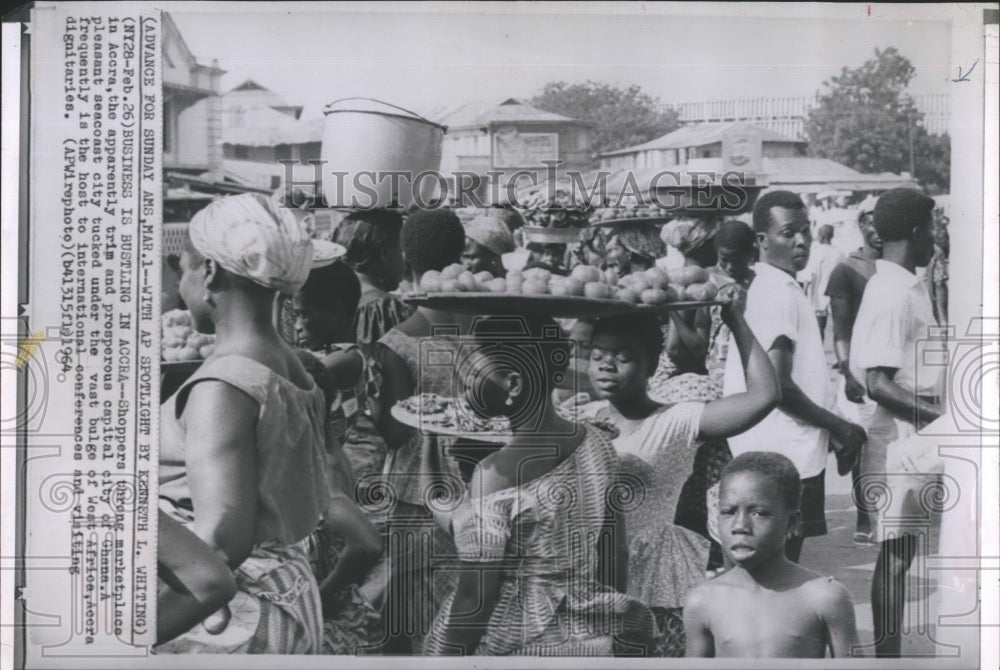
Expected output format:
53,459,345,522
461,214,516,276
606,223,666,276
157,193,330,653
571,226,608,270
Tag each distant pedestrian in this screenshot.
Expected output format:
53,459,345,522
798,224,843,339
825,206,883,544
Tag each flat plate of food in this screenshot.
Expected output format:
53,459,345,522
402,293,719,318
391,393,513,443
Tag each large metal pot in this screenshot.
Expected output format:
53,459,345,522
320,98,446,208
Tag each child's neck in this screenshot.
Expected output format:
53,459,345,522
734,553,799,589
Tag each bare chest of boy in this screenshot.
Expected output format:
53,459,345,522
711,586,828,658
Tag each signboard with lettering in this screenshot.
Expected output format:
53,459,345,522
492,127,559,168
722,126,763,173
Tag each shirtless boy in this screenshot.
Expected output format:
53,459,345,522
684,452,859,658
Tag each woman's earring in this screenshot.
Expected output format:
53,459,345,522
505,395,514,407
204,291,216,307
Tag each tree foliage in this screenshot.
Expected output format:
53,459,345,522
806,47,950,192
532,81,681,158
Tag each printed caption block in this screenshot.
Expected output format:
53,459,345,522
19,2,161,660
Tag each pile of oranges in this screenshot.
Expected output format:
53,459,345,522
416,263,717,305
161,309,215,362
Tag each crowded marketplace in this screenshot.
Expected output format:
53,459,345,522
155,178,952,658
151,10,961,660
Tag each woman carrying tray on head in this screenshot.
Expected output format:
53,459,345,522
423,315,657,656
586,283,779,656
461,214,517,277
156,194,329,653
605,222,664,277
371,208,475,653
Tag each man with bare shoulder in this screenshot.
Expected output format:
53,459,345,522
684,452,859,658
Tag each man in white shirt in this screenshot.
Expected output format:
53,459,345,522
849,188,943,658
723,190,866,563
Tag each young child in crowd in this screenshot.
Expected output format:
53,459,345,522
331,208,412,356
684,452,859,659
461,214,516,276
524,242,568,275
293,260,386,487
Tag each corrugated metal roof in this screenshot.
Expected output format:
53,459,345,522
601,122,805,157
430,98,588,129
223,107,323,146
761,157,876,183
222,79,302,117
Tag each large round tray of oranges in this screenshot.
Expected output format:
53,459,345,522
403,263,720,318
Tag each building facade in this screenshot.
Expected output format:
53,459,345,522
434,98,594,203
663,93,951,140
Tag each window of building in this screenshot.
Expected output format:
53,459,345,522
275,144,292,160
234,145,249,160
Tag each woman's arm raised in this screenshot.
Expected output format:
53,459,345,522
698,285,780,440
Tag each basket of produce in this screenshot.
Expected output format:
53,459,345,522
590,205,673,228
403,263,720,318
517,185,594,242
161,309,215,363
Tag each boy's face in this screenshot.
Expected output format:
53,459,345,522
757,206,811,274
605,237,630,275
718,471,799,569
540,244,564,270
461,240,499,275
715,245,753,283
292,294,338,351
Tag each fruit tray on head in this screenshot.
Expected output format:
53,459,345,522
402,293,718,319
408,263,723,318
590,216,673,228
521,226,585,244
391,394,513,443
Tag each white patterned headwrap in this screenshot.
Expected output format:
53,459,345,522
189,193,314,294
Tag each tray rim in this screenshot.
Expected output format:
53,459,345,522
590,215,674,227
390,400,512,443
401,292,720,317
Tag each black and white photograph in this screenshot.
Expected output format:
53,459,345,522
2,2,997,668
